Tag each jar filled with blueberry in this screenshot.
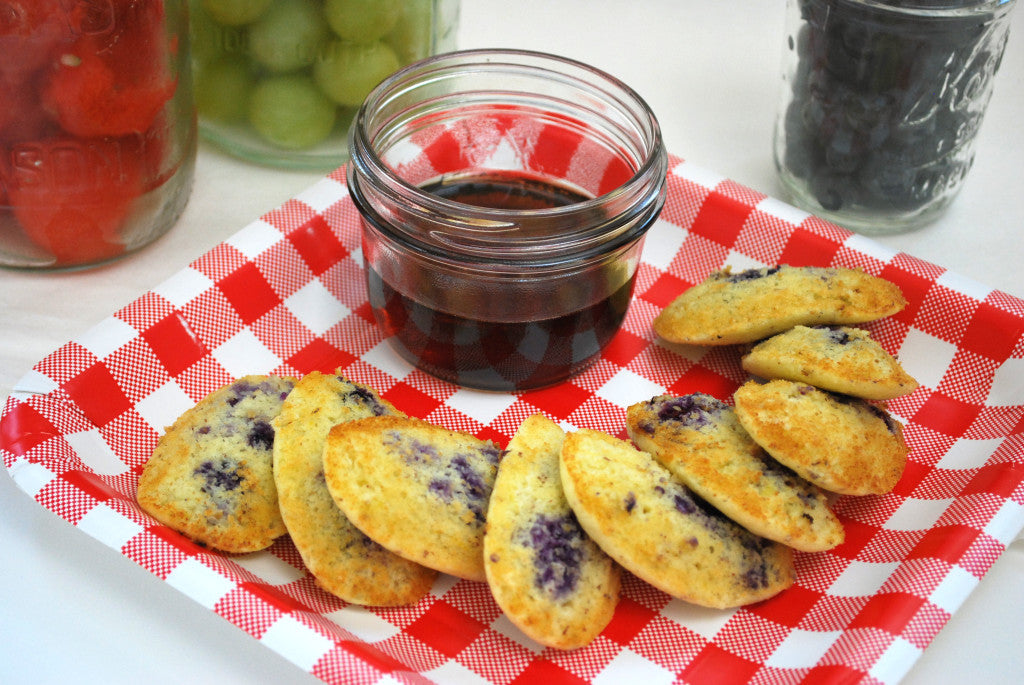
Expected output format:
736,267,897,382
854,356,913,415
190,0,460,169
774,0,1016,234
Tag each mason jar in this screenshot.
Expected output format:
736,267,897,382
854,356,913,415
0,0,196,270
774,0,1016,234
190,0,460,170
347,49,668,391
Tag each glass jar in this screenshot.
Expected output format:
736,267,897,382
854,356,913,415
347,49,668,391
190,0,460,170
0,0,196,270
774,0,1017,234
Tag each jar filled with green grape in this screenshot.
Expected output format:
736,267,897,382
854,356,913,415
190,0,460,169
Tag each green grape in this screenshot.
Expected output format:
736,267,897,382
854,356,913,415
385,0,432,64
313,39,400,107
248,75,337,149
195,56,253,122
248,0,330,73
322,0,402,44
201,0,273,26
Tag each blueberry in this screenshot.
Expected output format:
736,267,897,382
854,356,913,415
194,459,243,493
673,493,696,516
721,266,781,283
246,420,275,450
226,380,258,406
428,478,453,501
653,393,726,429
741,561,771,590
451,455,487,502
343,383,389,416
823,326,853,345
527,513,584,599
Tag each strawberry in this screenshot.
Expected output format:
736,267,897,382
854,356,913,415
41,1,176,137
5,136,145,266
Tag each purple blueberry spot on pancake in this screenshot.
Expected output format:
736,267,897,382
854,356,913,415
823,326,853,345
226,380,258,406
663,479,744,537
225,378,293,407
527,513,584,599
429,478,453,501
386,433,441,464
247,420,275,450
452,452,495,523
738,537,775,589
652,394,726,429
194,458,243,494
389,432,499,526
343,383,389,416
673,493,696,515
720,266,781,283
479,443,504,465
865,404,901,434
624,492,637,513
452,455,486,501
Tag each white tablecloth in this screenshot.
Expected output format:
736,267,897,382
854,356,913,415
2,2,1021,683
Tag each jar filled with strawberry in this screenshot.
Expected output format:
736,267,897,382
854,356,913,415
1,0,197,269
190,0,460,169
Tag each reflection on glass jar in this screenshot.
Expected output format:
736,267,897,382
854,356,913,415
774,0,1016,234
0,0,196,270
190,0,460,169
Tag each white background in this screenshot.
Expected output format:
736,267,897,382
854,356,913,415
2,2,1022,683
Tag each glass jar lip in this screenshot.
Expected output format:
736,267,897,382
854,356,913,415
348,48,666,227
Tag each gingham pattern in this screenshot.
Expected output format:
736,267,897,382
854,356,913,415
3,156,1023,685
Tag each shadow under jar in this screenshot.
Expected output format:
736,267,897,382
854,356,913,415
774,0,1017,234
347,49,668,391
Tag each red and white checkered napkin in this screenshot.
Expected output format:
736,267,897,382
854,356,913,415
3,155,1023,685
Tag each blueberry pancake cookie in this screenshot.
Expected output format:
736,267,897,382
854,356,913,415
560,429,795,609
272,372,437,606
323,415,504,582
626,394,844,552
137,375,296,553
484,415,620,649
733,379,908,495
652,265,907,345
741,325,918,400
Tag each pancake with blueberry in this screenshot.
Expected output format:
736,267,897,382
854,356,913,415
627,394,844,552
137,375,296,553
560,428,795,609
653,265,906,346
323,415,504,582
272,372,436,606
741,325,918,400
484,414,620,649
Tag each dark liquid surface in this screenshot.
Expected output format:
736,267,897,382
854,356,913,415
366,173,633,391
424,173,587,210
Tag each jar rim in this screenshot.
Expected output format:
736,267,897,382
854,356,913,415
347,48,667,263
825,0,1015,18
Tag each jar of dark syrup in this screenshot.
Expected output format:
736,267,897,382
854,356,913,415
347,49,667,391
